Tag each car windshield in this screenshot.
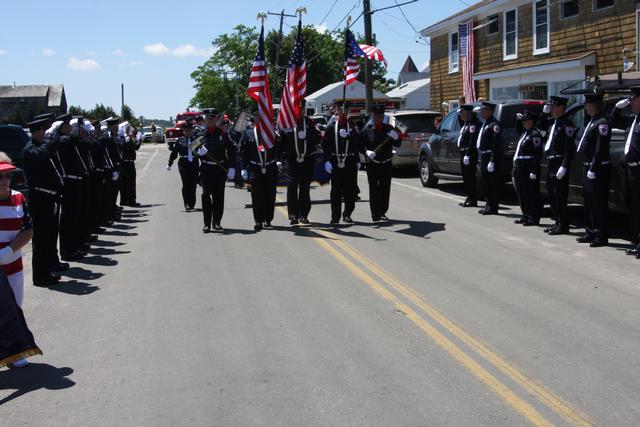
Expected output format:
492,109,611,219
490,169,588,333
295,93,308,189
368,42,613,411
143,127,152,132
394,114,437,133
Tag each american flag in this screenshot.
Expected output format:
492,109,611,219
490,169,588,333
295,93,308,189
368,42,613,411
277,19,306,130
359,44,388,67
458,20,476,102
343,29,367,86
247,25,276,148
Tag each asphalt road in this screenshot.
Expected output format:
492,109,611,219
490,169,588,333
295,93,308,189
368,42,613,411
2,144,639,426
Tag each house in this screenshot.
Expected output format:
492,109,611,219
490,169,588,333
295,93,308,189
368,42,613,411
385,78,431,110
304,80,389,116
421,0,638,112
396,56,430,85
0,84,67,122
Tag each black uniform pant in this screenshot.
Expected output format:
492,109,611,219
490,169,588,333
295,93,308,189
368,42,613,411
330,160,358,220
546,161,570,229
178,158,199,209
89,172,104,230
81,175,92,241
515,161,541,222
201,165,226,226
583,165,610,239
366,161,392,218
460,151,477,203
29,191,59,281
480,155,500,211
627,165,640,244
250,164,277,224
102,170,117,222
286,157,314,220
120,161,137,205
60,179,83,256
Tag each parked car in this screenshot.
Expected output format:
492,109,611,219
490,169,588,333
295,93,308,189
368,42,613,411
165,122,185,150
0,125,30,194
141,126,165,144
363,110,440,169
419,99,546,187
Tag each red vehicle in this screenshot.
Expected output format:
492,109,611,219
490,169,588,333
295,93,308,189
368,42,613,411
175,111,203,123
165,120,186,150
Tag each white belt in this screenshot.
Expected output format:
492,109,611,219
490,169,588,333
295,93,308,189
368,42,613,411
64,175,83,180
332,153,354,157
123,159,134,163
95,168,104,172
201,160,222,165
547,154,563,159
628,162,639,167
33,187,57,195
583,161,609,166
250,160,276,166
479,150,492,154
516,156,535,160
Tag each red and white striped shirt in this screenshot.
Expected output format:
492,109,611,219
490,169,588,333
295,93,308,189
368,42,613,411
0,190,32,276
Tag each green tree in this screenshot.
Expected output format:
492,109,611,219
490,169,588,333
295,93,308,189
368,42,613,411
121,104,141,128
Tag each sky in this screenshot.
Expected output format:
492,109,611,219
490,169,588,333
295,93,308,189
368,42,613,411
0,0,467,120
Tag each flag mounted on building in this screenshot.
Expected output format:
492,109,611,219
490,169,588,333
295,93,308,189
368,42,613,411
247,24,276,148
458,20,476,102
277,18,307,130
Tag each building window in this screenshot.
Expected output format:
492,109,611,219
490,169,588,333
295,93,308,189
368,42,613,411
593,0,614,10
449,32,459,73
560,0,579,19
533,0,550,54
486,14,499,35
503,8,518,60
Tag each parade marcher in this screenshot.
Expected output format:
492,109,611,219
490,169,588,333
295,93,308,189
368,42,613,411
575,93,611,247
322,103,362,224
361,104,401,222
241,114,280,231
197,109,236,233
87,120,107,233
476,102,503,215
513,110,544,226
0,270,41,369
75,120,97,245
537,96,576,235
119,123,140,207
610,87,640,257
105,117,123,221
279,99,321,226
457,104,480,207
167,119,200,211
23,118,67,287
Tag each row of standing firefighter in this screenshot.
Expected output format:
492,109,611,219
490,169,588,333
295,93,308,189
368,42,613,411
456,91,640,258
166,102,402,232
22,112,140,287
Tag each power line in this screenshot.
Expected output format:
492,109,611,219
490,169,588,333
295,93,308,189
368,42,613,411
319,0,339,27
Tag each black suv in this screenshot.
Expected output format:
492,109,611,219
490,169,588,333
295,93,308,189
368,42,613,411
0,125,30,194
419,99,545,188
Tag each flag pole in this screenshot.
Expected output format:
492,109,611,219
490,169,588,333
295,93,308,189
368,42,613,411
295,7,307,123
342,16,352,111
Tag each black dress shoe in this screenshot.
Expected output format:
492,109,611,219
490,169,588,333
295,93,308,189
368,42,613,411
49,262,70,272
544,224,558,233
576,234,594,243
61,253,82,261
330,218,340,225
548,227,569,235
481,209,498,216
212,224,223,232
380,215,389,221
299,218,310,226
590,238,608,247
290,217,299,226
523,220,539,227
342,215,354,224
372,216,381,222
264,222,273,229
478,208,487,215
202,226,210,234
625,245,640,256
254,223,263,232
33,274,60,287
86,235,98,242
514,218,526,224
130,202,141,207
93,227,106,233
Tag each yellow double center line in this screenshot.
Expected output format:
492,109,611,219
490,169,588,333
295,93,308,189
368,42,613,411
275,201,591,426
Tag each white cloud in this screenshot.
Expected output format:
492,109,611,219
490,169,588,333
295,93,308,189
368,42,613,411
144,42,214,58
42,48,56,56
0,50,6,55
129,60,143,67
66,57,101,71
112,49,126,57
313,23,328,33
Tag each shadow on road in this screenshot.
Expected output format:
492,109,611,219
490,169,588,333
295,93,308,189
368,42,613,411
0,364,75,406
59,266,104,281
46,280,100,296
374,219,446,239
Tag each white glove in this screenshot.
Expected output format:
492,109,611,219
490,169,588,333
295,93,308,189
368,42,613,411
0,246,14,264
276,161,283,170
463,155,470,166
197,146,208,156
366,150,376,160
339,128,348,138
112,171,119,181
516,113,524,121
487,161,495,173
615,98,631,110
226,168,235,180
473,106,481,113
166,165,171,171
297,130,306,139
387,129,399,140
357,162,361,169
556,166,567,180
543,104,551,114
324,161,333,174
529,173,537,180
587,170,596,180
241,169,248,181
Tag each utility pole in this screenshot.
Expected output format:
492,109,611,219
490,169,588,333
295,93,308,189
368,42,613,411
268,9,296,99
121,83,125,116
363,0,373,113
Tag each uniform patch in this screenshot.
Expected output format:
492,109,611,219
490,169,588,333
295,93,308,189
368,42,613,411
492,124,501,134
532,137,542,146
469,125,476,133
598,124,609,136
634,123,640,133
565,126,574,137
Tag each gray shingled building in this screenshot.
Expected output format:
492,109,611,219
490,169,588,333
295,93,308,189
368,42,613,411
0,84,67,122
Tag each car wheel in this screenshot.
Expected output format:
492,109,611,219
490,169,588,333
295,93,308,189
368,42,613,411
419,156,438,188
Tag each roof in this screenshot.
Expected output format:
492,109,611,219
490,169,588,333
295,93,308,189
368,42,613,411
400,56,419,74
0,84,65,107
386,78,430,98
47,84,64,107
420,0,505,36
305,80,388,101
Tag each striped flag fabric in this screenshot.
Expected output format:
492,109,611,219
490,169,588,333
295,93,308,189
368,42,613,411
343,29,367,86
247,24,276,148
358,44,388,67
458,20,476,102
277,19,306,130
